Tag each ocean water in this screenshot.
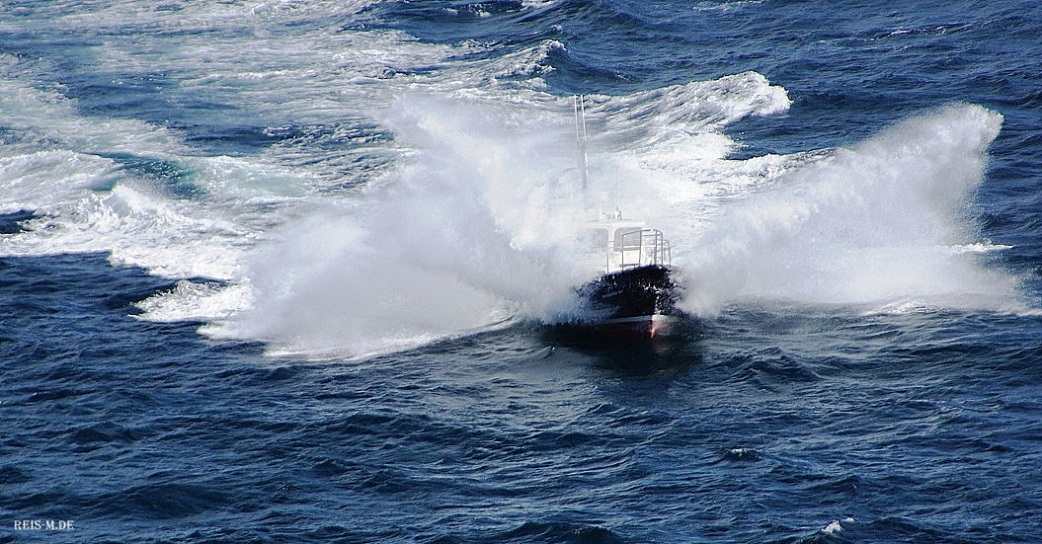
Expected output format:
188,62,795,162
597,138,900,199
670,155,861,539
2,1,1042,542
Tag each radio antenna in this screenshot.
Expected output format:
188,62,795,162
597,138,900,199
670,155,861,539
573,95,590,191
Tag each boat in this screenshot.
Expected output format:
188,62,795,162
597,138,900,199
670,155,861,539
558,97,685,340
572,212,684,339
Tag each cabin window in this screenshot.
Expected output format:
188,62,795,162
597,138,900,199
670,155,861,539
613,228,642,250
578,229,609,251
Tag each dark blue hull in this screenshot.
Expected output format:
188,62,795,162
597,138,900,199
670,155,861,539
571,265,684,339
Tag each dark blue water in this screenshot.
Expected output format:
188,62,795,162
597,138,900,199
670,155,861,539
3,1,1042,543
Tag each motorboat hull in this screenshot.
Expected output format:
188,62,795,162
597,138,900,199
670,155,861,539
568,264,684,340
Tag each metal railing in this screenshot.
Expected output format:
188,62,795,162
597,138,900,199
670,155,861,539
614,228,671,269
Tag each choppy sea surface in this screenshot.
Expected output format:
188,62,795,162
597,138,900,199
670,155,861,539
3,1,1042,542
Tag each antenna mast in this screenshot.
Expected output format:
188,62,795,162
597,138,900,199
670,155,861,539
573,95,590,191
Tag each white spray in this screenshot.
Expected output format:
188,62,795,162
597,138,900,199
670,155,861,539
679,103,1019,314
217,90,1021,358
218,93,597,357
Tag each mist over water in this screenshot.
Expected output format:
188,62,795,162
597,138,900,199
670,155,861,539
215,92,1018,358
217,93,590,357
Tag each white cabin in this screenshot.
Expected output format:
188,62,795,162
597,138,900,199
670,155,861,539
580,211,672,274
